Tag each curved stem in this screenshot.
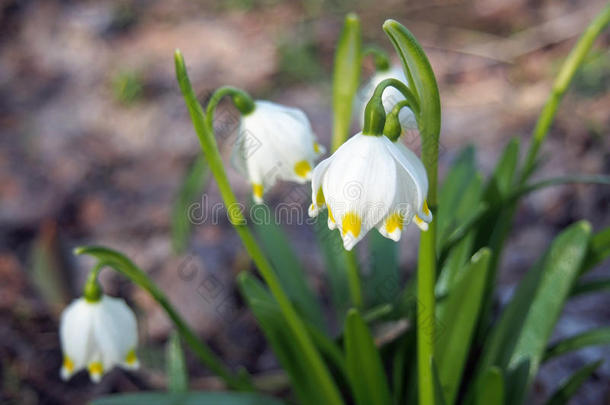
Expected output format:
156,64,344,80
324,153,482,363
384,99,416,141
174,50,344,405
521,3,610,183
74,246,253,391
363,78,420,135
83,262,105,302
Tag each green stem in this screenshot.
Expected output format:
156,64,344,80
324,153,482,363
384,99,416,141
345,249,363,309
74,246,252,391
417,219,437,405
521,3,610,182
174,50,344,405
83,262,105,302
362,78,420,136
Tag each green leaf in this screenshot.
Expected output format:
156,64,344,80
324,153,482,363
367,231,399,307
475,367,504,405
91,391,286,405
313,211,350,322
581,226,610,274
571,277,610,297
252,205,325,330
484,138,520,205
432,358,448,405
543,360,603,405
344,309,392,405
172,155,209,253
436,146,481,249
436,248,491,405
543,327,610,361
331,13,361,151
474,221,591,403
166,331,188,393
237,272,345,404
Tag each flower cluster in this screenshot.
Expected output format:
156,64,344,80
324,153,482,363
232,72,430,250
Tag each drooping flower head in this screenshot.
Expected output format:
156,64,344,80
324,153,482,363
231,101,325,204
60,295,139,382
309,133,431,250
356,65,417,131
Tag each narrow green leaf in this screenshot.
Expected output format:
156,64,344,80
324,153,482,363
543,360,603,405
171,155,209,253
91,391,286,405
485,137,520,205
479,222,590,382
432,358,448,405
544,327,610,361
237,272,345,404
508,222,591,384
166,331,188,393
252,205,325,330
475,367,504,405
313,211,350,322
436,248,491,405
331,13,361,151
571,277,610,297
367,231,399,306
473,221,591,403
581,226,610,274
344,309,392,405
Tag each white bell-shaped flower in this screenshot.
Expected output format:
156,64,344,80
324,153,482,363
231,100,325,204
309,133,432,250
60,295,139,383
356,65,417,131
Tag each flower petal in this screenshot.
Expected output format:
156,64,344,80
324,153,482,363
59,298,97,379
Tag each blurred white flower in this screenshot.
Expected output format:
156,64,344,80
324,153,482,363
355,65,417,131
231,101,325,204
60,295,139,383
309,133,431,250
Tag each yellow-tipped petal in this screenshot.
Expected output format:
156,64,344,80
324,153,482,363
316,187,325,206
423,200,430,216
328,206,335,224
313,142,321,153
385,212,404,234
61,356,74,380
88,362,104,382
414,215,429,231
294,160,312,178
253,183,264,201
125,349,138,366
342,212,362,238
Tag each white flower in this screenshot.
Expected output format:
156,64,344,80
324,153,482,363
355,65,417,131
231,100,325,204
60,295,139,383
309,133,432,250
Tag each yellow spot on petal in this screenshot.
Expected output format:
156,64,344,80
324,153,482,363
328,206,335,223
423,200,430,216
125,349,138,365
385,212,404,234
313,142,320,153
63,356,74,373
294,160,312,178
88,362,104,376
342,212,361,238
414,215,429,231
253,184,263,199
316,187,325,206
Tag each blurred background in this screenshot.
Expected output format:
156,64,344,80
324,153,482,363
0,0,608,404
